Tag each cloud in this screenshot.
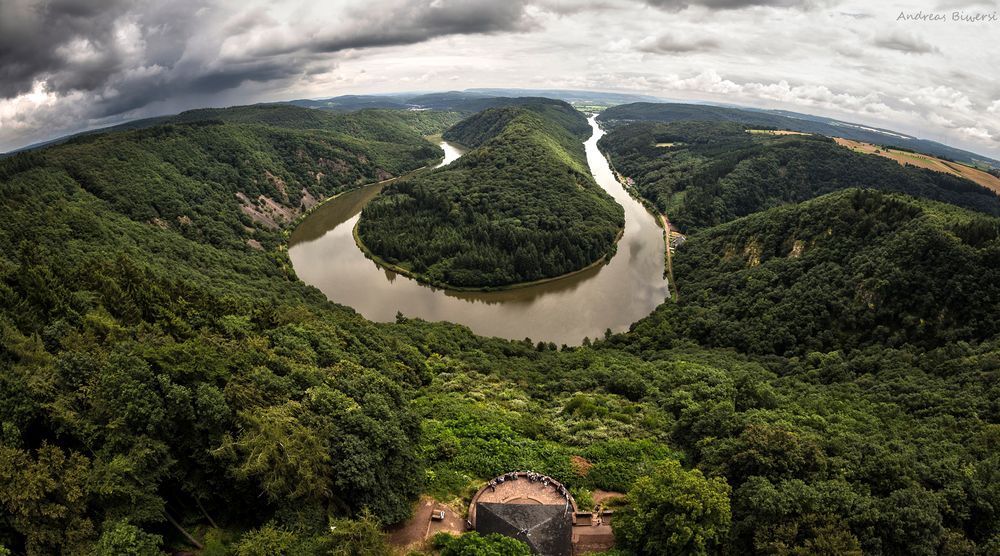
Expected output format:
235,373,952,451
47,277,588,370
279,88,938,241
935,0,998,9
0,0,139,98
958,126,994,142
913,86,974,114
532,0,626,15
0,0,539,151
873,31,939,54
0,0,535,105
637,33,719,53
641,0,820,11
1,0,999,160
644,69,893,115
261,0,535,56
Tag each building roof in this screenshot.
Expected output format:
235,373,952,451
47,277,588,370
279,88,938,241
468,472,577,528
476,502,573,556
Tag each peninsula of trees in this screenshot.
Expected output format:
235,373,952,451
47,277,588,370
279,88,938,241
356,99,625,289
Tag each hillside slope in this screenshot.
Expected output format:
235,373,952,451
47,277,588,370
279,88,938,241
0,106,455,300
598,121,1000,232
357,100,624,288
623,189,1000,355
0,103,998,555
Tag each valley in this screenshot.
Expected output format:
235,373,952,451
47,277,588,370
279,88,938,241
288,115,668,345
2,94,999,556
356,100,625,289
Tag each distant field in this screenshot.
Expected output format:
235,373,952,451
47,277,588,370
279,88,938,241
655,142,681,147
835,138,1000,194
572,102,615,113
746,129,811,136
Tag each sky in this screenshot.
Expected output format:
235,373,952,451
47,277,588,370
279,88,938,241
1,0,999,158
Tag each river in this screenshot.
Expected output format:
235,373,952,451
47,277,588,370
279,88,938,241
288,116,669,345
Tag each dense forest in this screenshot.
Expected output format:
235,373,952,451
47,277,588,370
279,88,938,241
598,120,1000,232
356,99,624,288
1,101,999,555
5,105,460,263
620,189,1000,354
597,102,1000,168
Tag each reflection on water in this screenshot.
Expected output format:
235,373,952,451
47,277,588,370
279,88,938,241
288,118,669,344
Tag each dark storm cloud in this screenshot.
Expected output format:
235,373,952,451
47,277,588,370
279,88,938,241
0,0,134,97
638,34,720,53
0,0,273,121
275,0,534,55
4,0,998,159
0,0,536,130
87,58,312,119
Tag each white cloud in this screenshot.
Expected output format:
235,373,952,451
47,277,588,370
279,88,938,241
928,113,956,128
873,30,939,54
914,86,975,114
0,81,61,130
958,126,993,142
636,33,719,53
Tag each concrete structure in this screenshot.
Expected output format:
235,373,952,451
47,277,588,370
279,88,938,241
468,472,615,556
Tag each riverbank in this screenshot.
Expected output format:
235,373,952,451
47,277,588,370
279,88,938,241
284,140,453,237
660,214,679,302
288,116,668,345
353,110,625,293
602,151,679,302
352,222,624,293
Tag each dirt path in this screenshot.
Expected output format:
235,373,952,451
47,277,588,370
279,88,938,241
591,490,625,505
386,496,465,554
660,214,679,302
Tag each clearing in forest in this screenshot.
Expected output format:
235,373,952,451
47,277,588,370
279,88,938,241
834,137,1000,194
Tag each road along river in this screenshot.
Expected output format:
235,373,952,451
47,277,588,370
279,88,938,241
288,116,669,345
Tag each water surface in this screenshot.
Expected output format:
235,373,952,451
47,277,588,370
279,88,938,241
288,117,669,344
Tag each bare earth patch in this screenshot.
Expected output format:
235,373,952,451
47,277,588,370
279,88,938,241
591,490,625,506
834,138,1000,194
300,188,319,211
387,497,465,554
264,170,289,202
236,192,298,229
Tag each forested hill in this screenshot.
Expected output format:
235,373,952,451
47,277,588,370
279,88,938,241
5,103,463,156
1,100,1000,555
0,106,459,261
598,120,1000,232
621,188,1000,355
357,100,625,288
442,97,592,147
597,101,1000,168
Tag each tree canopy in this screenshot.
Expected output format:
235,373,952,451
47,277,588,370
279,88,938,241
0,102,998,555
357,100,624,288
614,459,731,556
598,120,1000,233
